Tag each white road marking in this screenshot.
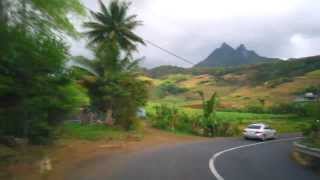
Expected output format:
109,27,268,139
208,137,303,180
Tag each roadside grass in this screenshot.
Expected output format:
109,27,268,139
61,122,141,141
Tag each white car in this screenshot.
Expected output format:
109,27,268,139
243,123,277,141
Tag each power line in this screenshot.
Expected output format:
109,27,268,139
83,6,195,65
145,40,195,65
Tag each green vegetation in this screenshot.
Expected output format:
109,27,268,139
156,81,189,97
74,0,148,130
147,103,307,135
302,119,320,149
302,102,320,148
62,122,136,141
0,0,85,36
147,65,186,78
146,56,320,85
0,0,88,144
84,0,145,53
0,0,149,146
298,85,320,94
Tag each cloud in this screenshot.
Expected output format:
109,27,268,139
71,0,320,68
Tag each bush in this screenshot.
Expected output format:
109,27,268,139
156,81,188,97
245,104,265,114
151,104,179,131
266,77,292,88
299,85,320,94
148,104,240,137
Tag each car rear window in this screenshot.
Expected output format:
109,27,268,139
247,125,261,129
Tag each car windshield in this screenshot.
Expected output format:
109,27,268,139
247,125,261,129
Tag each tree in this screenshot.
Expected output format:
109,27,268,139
72,47,148,129
0,0,85,36
0,26,89,144
75,0,148,129
0,0,88,144
84,0,145,53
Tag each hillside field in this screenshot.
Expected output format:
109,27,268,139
145,57,320,109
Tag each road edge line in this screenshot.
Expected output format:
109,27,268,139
208,137,303,180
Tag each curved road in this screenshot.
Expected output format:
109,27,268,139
68,134,319,180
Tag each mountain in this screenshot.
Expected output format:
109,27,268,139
195,43,280,67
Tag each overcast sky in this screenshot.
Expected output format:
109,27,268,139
70,0,320,68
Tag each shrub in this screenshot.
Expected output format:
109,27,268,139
149,92,241,137
299,85,320,94
245,104,265,114
151,104,179,131
268,102,314,116
267,77,292,88
156,81,188,97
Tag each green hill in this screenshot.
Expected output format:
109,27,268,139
145,55,320,109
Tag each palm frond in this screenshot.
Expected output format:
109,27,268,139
83,0,144,52
125,57,144,71
71,56,99,77
98,0,111,18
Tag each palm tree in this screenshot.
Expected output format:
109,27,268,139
73,47,143,78
84,0,145,53
72,47,144,125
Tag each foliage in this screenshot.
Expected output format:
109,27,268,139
0,26,89,144
149,104,200,134
197,91,237,137
84,0,145,53
146,66,187,78
0,0,85,36
146,56,320,86
75,0,148,130
156,81,188,97
148,103,309,134
248,57,320,85
266,77,293,88
164,74,190,83
268,103,308,116
149,99,240,137
298,85,320,94
245,104,265,114
302,119,320,148
73,47,149,130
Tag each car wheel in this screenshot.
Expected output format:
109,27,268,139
261,134,266,141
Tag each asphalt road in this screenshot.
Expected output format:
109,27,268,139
68,134,319,180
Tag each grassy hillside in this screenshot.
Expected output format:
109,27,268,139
144,56,320,109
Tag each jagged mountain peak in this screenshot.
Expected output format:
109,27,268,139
236,44,247,51
221,42,233,49
195,43,278,67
